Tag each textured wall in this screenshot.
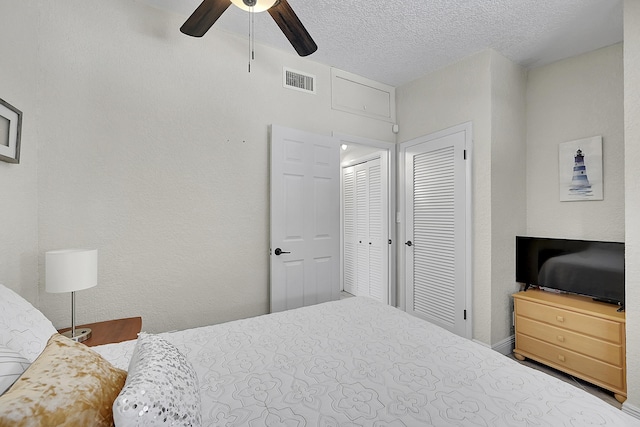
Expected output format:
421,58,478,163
1,0,394,333
624,0,640,412
396,50,528,347
396,51,494,344
526,44,624,241
489,52,527,343
0,2,39,304
527,42,635,408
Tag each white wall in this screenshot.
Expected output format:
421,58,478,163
489,51,527,343
402,40,634,410
397,50,527,347
526,44,624,241
0,2,39,304
526,42,638,410
624,0,640,412
396,51,495,344
0,0,394,333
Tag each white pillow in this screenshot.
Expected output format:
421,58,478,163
113,333,201,427
0,344,30,395
0,285,57,362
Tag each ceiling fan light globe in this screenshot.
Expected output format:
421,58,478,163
231,0,277,13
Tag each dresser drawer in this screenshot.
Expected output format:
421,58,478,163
516,316,623,366
515,299,623,344
516,334,625,391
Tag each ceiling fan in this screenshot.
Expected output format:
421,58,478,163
180,0,318,57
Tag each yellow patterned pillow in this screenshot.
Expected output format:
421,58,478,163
0,334,127,427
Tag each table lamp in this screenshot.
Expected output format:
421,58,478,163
45,249,98,342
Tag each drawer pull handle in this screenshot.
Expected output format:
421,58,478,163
557,335,565,342
558,355,565,362
556,316,564,323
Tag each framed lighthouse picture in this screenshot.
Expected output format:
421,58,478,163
559,136,603,201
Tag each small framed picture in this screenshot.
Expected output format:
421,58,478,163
0,98,23,164
558,136,603,201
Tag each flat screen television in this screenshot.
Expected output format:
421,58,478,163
516,236,625,309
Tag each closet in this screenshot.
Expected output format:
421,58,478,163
342,156,388,303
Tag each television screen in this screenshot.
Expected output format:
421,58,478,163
516,236,625,307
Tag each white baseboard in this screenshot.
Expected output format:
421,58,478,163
622,401,640,420
471,334,515,356
491,334,515,356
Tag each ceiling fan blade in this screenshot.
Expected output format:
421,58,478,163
180,0,232,37
268,0,317,57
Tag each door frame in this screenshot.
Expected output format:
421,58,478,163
398,122,473,338
335,133,397,307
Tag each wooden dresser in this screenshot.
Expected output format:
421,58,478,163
513,289,626,403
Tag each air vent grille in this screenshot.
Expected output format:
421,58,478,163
283,67,316,94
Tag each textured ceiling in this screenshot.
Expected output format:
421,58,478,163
140,0,623,87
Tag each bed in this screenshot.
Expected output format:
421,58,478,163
1,284,639,426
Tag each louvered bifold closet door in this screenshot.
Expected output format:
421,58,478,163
406,131,466,336
355,164,370,297
342,166,357,295
342,156,389,304
367,159,384,302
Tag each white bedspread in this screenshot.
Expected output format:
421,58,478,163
95,297,640,426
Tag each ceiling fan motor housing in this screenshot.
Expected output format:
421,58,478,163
231,0,275,12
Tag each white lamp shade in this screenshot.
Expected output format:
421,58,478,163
230,0,277,13
46,249,98,293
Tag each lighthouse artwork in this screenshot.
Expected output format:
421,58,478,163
569,149,592,196
559,136,603,201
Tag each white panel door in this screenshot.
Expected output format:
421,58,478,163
403,124,470,337
270,125,340,313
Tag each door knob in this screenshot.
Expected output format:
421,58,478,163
405,241,413,246
274,248,290,256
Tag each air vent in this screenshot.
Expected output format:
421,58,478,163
283,67,316,94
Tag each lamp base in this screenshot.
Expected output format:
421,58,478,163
61,328,92,343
